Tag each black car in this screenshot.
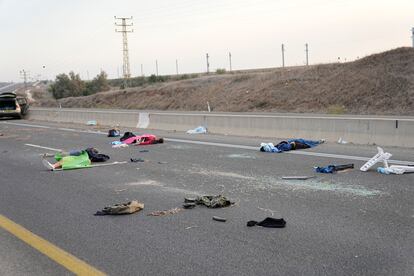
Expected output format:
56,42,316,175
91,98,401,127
0,92,29,119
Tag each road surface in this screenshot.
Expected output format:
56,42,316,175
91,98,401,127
0,119,413,275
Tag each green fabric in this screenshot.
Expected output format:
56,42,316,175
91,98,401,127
195,195,233,208
55,151,91,170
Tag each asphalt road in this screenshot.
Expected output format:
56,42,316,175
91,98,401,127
0,119,413,275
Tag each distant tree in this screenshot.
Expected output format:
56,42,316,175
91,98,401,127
49,73,73,99
84,71,110,95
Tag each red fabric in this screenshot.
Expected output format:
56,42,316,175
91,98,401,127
122,134,157,145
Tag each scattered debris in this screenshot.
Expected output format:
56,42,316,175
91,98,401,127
120,132,136,142
360,147,392,172
53,161,127,171
85,148,110,162
186,126,207,134
147,208,182,216
0,133,3,136
86,120,97,126
247,217,286,228
115,188,127,193
130,158,145,163
212,216,227,222
184,195,234,208
183,203,196,209
185,226,199,230
377,165,414,175
108,129,120,137
315,164,354,173
337,137,348,144
112,143,128,148
94,200,144,216
111,141,123,145
158,161,168,164
139,150,149,153
282,176,315,180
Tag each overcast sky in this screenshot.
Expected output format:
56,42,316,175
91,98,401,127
0,0,413,82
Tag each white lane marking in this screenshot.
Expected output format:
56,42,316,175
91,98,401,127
25,144,62,152
4,121,413,166
165,138,413,165
2,122,51,129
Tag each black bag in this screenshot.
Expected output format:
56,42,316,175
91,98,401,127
120,132,136,142
85,148,110,162
108,129,120,137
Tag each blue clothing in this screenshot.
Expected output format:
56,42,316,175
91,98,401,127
260,139,322,153
287,139,321,148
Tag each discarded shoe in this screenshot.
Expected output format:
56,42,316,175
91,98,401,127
247,217,286,228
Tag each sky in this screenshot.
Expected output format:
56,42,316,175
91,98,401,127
0,0,413,82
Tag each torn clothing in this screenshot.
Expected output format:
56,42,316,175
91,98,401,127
94,200,144,216
315,164,354,173
123,134,159,145
108,129,120,137
185,195,233,208
54,151,91,170
260,139,322,153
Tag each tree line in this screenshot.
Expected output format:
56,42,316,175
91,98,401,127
49,71,110,99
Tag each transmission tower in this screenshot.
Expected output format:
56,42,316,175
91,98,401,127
20,69,29,89
115,16,133,87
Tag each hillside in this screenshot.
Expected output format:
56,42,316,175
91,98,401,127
36,47,414,115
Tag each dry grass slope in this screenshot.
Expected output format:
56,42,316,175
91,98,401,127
38,47,414,115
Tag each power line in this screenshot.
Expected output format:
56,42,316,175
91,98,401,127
115,16,133,87
19,69,29,89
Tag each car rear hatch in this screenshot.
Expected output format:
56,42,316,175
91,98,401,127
0,92,17,111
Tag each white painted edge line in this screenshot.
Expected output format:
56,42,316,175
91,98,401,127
25,144,62,152
30,108,414,122
3,121,413,166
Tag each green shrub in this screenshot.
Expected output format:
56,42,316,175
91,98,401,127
327,104,346,114
216,68,226,74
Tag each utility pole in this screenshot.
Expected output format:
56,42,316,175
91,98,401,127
155,60,159,76
115,16,133,87
229,52,232,71
141,64,144,77
176,59,179,75
305,43,309,66
281,44,285,67
206,53,210,74
20,69,29,89
412,27,414,47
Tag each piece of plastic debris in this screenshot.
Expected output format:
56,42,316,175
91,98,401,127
377,165,414,175
147,208,182,216
139,150,149,153
212,216,227,222
111,141,122,145
158,161,168,164
186,126,207,134
185,226,198,230
360,147,392,172
130,158,145,163
112,143,128,148
86,120,97,126
337,137,348,144
282,176,315,180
